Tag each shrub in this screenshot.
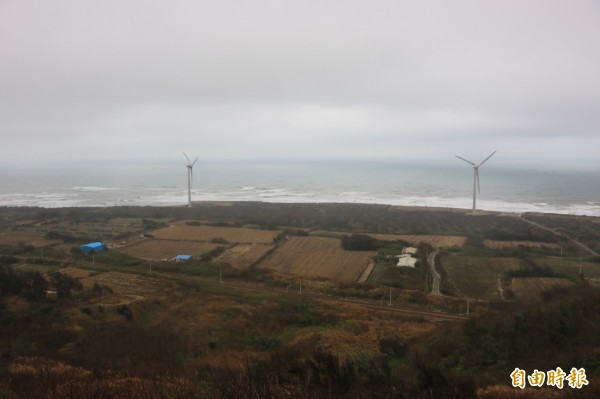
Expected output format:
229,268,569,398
116,305,133,321
341,234,381,251
48,271,83,298
0,255,18,266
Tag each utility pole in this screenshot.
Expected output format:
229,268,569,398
219,267,223,284
389,289,392,306
466,298,470,315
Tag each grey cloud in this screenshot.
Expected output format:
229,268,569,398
0,0,599,166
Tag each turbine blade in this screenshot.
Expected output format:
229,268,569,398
476,169,481,193
477,150,496,167
456,155,476,166
192,156,199,166
183,152,191,164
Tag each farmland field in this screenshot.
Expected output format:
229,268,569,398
0,231,60,247
119,239,220,260
483,239,560,250
370,234,466,247
510,277,574,302
259,236,374,282
217,244,274,267
152,225,281,244
534,257,600,280
311,231,466,247
442,255,523,299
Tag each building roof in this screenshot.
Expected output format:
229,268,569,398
397,257,417,268
174,254,192,260
83,242,104,249
402,247,418,254
80,242,105,252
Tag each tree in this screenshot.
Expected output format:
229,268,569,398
341,234,381,251
48,271,83,298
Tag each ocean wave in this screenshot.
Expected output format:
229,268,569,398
72,186,117,192
1,189,598,217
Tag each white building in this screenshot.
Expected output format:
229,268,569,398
397,254,417,268
402,247,417,255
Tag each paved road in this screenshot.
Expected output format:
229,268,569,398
520,216,599,257
427,250,441,295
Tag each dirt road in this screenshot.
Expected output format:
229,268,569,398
520,216,599,257
428,250,441,295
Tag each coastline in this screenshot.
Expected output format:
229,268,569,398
3,200,598,221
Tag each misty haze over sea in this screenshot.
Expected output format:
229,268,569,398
0,160,598,217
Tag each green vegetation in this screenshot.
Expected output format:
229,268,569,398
1,204,599,397
341,234,381,251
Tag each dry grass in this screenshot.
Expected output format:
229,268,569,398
483,240,560,250
152,225,281,244
540,257,600,280
442,255,522,299
259,237,374,282
510,277,574,302
217,244,274,267
311,231,465,247
119,239,220,260
357,259,376,283
370,233,466,247
0,231,60,247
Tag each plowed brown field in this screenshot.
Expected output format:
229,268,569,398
369,234,466,247
152,226,280,244
217,244,274,267
120,239,220,260
483,240,560,250
259,237,374,282
311,231,466,247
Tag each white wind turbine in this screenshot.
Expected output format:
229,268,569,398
455,151,496,213
183,153,198,208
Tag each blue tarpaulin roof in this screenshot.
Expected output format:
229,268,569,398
174,254,192,261
80,242,105,253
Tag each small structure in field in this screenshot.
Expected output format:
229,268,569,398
402,247,417,255
174,254,192,262
396,254,417,268
80,242,105,253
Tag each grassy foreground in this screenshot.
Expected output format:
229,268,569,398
1,202,599,398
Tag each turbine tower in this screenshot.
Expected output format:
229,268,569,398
455,151,496,214
183,153,198,208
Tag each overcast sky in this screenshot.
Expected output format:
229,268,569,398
1,0,599,168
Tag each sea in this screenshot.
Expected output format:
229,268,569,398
0,160,598,216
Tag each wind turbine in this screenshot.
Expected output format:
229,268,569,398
183,153,198,208
455,151,496,213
